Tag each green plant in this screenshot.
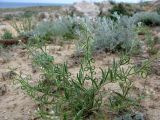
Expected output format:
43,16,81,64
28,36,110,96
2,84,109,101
3,14,13,21
145,32,159,55
133,12,160,26
109,0,116,5
16,22,108,119
136,23,159,55
136,23,150,35
114,112,144,120
130,39,142,55
22,11,36,18
92,14,139,53
15,17,150,120
32,15,139,54
135,23,160,55
33,16,78,42
1,30,13,40
11,17,36,36
109,3,133,16
107,53,150,113
156,7,160,14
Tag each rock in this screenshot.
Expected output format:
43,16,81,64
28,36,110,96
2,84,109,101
0,84,7,96
71,1,100,18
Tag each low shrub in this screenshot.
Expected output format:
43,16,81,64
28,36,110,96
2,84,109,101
82,14,139,53
1,30,13,40
136,23,150,35
156,7,160,14
12,15,140,54
136,23,160,55
133,12,160,26
15,19,150,119
22,11,36,18
8,14,142,56
11,17,36,37
109,0,116,5
70,14,140,54
109,3,133,16
3,14,13,21
32,16,78,41
145,31,160,55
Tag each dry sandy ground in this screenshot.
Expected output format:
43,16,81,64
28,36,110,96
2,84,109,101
0,43,160,120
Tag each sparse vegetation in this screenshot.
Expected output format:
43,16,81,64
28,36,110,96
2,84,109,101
22,10,36,18
109,0,116,5
145,31,160,55
15,16,151,120
156,7,160,14
109,3,133,16
30,16,79,44
1,30,13,40
133,12,160,26
3,14,13,21
136,23,160,55
0,2,160,120
11,17,36,36
79,14,139,53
